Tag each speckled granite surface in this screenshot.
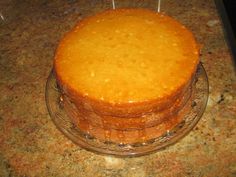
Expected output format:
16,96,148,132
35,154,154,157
0,0,235,176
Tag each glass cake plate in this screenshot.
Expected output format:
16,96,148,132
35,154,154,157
45,63,209,157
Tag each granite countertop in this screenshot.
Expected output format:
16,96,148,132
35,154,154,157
0,0,235,176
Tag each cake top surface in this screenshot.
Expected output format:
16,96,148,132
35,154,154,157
55,8,199,104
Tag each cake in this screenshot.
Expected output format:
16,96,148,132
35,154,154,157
54,8,199,144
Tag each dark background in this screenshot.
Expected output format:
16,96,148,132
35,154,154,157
215,0,236,66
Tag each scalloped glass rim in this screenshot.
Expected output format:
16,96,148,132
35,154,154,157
45,63,209,157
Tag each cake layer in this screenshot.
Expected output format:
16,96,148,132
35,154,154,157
54,8,199,117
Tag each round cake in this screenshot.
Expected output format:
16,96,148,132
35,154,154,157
54,8,199,144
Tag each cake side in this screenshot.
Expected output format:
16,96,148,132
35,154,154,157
62,86,193,144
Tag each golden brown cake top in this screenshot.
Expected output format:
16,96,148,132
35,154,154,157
55,8,199,104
